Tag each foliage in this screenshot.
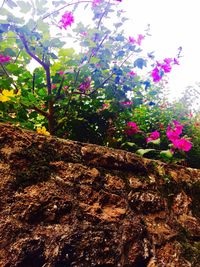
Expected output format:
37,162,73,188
0,0,199,167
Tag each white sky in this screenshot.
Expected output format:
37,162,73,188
121,0,200,99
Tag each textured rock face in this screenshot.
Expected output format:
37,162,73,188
0,123,200,267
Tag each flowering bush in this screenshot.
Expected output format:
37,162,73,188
0,0,199,167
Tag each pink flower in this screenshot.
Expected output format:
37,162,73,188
151,67,162,82
52,84,57,89
0,54,11,63
120,101,133,106
146,131,160,143
129,36,136,43
137,34,145,45
161,63,172,73
125,122,139,136
128,70,136,76
173,138,192,152
59,11,74,29
164,58,173,64
166,120,183,142
92,0,101,6
128,34,144,45
58,71,64,75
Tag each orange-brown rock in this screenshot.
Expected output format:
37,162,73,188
0,123,200,267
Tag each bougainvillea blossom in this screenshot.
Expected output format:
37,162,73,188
151,67,162,82
0,54,11,63
172,138,192,152
59,11,74,29
129,34,144,45
166,120,183,142
146,131,160,143
125,122,139,136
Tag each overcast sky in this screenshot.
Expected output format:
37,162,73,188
121,0,200,99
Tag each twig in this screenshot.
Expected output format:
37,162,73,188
89,52,134,96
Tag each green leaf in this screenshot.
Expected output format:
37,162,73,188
90,57,100,64
136,149,155,156
148,138,160,145
17,1,32,13
6,0,17,8
58,48,75,57
160,150,173,159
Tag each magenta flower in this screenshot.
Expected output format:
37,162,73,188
0,54,11,63
146,131,160,143
128,70,136,76
59,11,74,29
120,101,133,106
137,34,145,45
173,138,192,152
166,121,183,142
92,0,101,6
58,71,64,75
129,36,136,43
151,67,162,82
161,64,172,73
125,122,139,136
164,58,173,64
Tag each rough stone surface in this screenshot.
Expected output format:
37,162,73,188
0,123,200,267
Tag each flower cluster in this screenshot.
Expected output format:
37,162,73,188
36,126,50,136
151,58,179,82
59,11,74,29
0,54,10,63
125,122,139,136
166,120,192,152
129,34,145,46
146,131,160,143
0,89,20,102
125,120,192,153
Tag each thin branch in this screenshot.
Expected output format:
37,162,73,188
42,1,92,21
89,52,134,96
13,50,21,64
56,75,65,99
32,105,49,118
97,0,110,29
0,0,6,10
87,34,108,63
18,33,47,68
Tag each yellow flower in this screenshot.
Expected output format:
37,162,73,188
0,89,15,102
36,126,50,136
